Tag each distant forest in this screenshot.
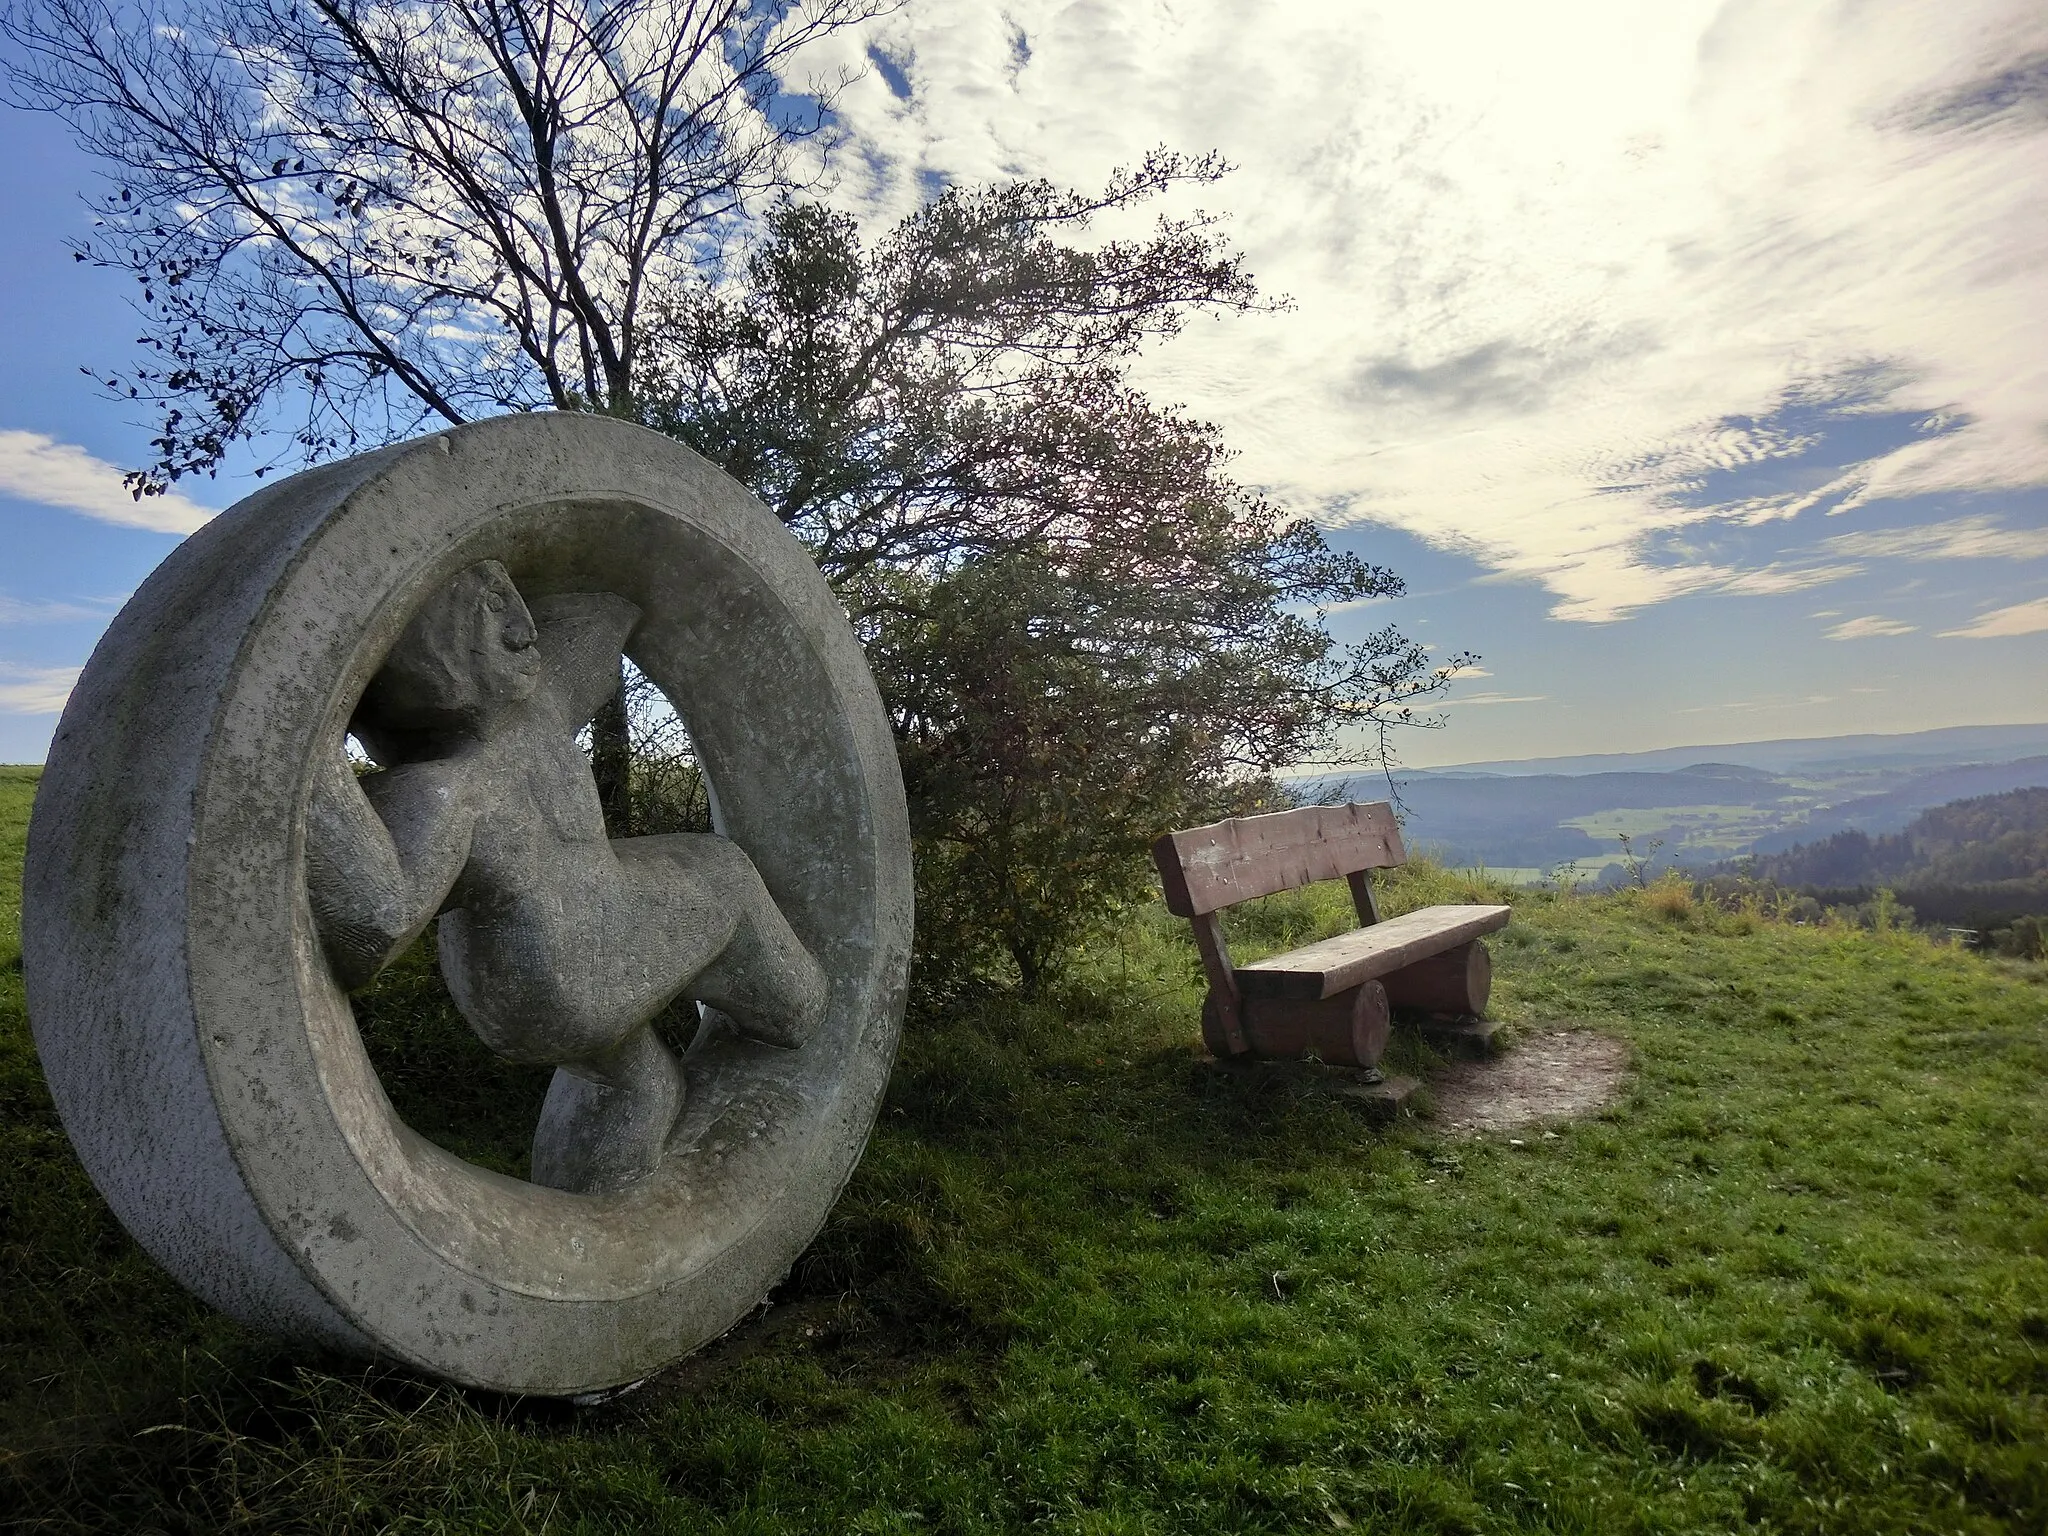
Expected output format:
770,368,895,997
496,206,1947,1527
1727,787,2048,935
1743,787,2048,885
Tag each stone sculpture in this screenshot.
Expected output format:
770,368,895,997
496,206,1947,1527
308,560,826,1194
24,415,913,1395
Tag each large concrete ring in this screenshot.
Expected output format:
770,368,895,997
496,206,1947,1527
23,415,913,1395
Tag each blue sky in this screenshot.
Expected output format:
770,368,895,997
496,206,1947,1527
2,0,2044,766
0,108,199,760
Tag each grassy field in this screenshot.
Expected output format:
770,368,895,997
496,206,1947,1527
2,762,2045,1533
1435,863,1621,890
1561,803,1801,857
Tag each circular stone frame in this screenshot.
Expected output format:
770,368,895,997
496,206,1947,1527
24,416,913,1395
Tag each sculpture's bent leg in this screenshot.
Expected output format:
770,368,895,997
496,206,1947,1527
531,1024,685,1194
623,834,830,1050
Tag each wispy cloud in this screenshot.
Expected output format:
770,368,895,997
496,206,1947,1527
1452,691,1549,707
1825,615,1918,639
0,595,118,625
1677,692,1838,714
0,665,83,714
1718,562,1865,596
1820,515,2048,562
1889,48,2048,134
0,431,215,534
786,1,2048,622
1938,595,2048,638
1669,512,2042,601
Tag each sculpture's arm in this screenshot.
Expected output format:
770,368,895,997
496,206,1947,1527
305,754,474,991
527,592,643,730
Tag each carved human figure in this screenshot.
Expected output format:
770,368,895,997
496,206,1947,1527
306,560,827,1193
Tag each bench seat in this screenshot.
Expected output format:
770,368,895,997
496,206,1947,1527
1236,904,1512,1001
1152,802,1511,1069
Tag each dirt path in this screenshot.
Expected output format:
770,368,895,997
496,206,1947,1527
1428,1028,1630,1135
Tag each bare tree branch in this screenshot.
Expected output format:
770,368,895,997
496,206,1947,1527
2,0,889,490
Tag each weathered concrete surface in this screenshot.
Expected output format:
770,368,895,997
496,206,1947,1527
23,415,913,1395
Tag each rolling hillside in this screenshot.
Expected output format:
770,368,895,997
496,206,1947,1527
1308,724,2048,876
1727,786,2048,932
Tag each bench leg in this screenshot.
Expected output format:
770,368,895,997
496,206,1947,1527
1381,940,1491,1018
1201,989,1250,1058
1239,980,1391,1070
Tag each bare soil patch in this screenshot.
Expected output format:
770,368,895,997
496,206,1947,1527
1428,1027,1630,1135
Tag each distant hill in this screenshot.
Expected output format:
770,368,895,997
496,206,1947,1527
1727,787,2048,931
1299,724,2048,874
1741,787,2048,887
1332,763,1806,869
1411,722,2048,779
1747,758,2048,853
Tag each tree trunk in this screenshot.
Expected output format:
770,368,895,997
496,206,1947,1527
1009,937,1043,997
591,667,633,836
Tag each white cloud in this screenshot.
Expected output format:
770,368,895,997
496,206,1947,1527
0,431,216,533
0,665,83,714
1452,691,1549,706
1825,615,1919,639
1819,515,2048,563
0,595,116,624
1681,512,2043,599
784,1,2048,622
1718,562,1866,596
1938,595,2048,637
1678,692,1839,714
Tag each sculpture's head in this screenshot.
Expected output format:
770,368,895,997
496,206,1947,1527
353,561,541,759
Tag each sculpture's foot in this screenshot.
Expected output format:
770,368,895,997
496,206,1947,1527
530,1026,684,1194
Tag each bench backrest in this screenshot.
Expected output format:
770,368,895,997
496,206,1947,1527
1152,802,1406,917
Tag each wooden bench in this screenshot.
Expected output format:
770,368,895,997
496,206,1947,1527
1152,802,1510,1073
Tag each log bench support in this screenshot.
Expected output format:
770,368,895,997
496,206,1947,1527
1381,940,1490,1018
1154,803,1511,1076
1204,977,1391,1069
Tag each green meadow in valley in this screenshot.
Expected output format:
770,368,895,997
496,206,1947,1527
2,763,2043,1533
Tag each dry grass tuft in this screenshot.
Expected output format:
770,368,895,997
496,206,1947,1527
1644,874,1696,923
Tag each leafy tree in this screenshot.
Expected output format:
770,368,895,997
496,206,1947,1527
636,166,1466,986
